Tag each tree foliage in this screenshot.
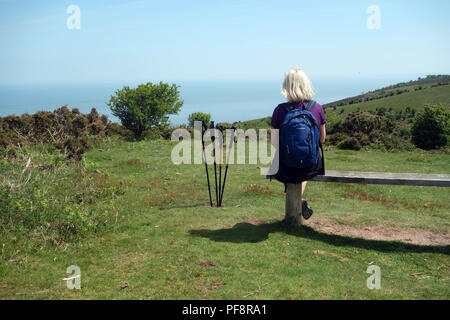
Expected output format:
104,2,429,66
188,112,211,127
411,104,450,149
108,82,183,137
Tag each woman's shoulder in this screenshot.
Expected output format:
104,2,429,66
311,100,324,111
276,102,292,109
311,100,322,107
272,102,291,114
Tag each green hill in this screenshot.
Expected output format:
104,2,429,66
236,75,450,130
326,83,450,117
324,75,450,109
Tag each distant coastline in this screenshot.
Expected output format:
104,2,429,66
0,75,432,125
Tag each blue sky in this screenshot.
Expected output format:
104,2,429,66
0,0,449,84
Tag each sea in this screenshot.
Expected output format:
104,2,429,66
0,75,418,125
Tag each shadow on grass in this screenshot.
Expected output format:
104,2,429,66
189,222,449,254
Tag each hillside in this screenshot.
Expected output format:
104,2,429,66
323,75,450,109
236,75,450,130
326,83,450,117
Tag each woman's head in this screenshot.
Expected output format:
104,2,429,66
281,68,314,102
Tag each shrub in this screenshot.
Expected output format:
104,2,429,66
188,112,211,127
327,132,348,145
411,104,450,149
216,122,233,129
330,111,414,150
108,82,183,137
337,137,361,150
106,122,134,140
0,107,130,161
142,126,173,140
324,113,344,135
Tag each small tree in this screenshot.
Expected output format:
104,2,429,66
108,82,183,137
188,112,211,127
411,105,450,149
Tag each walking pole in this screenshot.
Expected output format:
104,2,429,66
218,125,224,207
201,121,213,207
210,121,219,207
219,126,236,207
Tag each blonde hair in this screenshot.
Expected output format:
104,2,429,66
281,68,315,102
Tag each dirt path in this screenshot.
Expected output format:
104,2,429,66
304,217,450,246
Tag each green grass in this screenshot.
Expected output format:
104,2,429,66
0,138,449,299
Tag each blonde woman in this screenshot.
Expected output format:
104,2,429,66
270,68,327,220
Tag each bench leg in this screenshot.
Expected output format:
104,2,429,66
285,183,303,227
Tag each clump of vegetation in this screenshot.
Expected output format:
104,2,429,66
108,82,183,138
0,106,132,161
328,111,414,150
0,142,126,249
216,122,233,129
188,112,211,127
323,112,342,134
411,104,450,150
336,137,361,150
142,125,174,140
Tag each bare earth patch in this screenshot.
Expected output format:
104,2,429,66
304,217,450,246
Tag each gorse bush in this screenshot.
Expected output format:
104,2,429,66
108,82,183,137
0,106,132,161
336,111,395,138
328,111,414,150
411,104,450,149
337,137,361,150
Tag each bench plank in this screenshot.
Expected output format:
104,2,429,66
311,170,450,187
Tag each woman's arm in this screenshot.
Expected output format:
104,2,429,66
270,127,279,148
319,124,326,144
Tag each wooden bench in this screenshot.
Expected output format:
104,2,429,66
284,171,450,227
311,170,450,187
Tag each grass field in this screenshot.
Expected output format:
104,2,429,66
1,138,449,299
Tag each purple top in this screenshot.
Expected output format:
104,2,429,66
270,101,326,129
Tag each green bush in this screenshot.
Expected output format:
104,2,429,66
330,111,413,150
142,126,173,140
324,113,344,135
0,106,130,161
411,104,450,149
106,122,134,140
327,132,348,145
108,82,183,137
337,137,361,150
188,112,211,127
216,122,232,129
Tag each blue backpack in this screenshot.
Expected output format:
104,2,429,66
280,100,321,169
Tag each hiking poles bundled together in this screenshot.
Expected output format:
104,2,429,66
201,121,236,207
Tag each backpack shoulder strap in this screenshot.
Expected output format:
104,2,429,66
281,103,295,112
305,100,316,111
